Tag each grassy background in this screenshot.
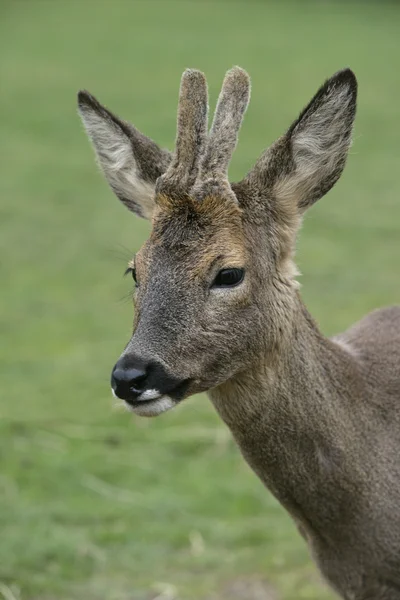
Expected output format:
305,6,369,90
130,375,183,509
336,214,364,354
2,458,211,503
1,1,399,599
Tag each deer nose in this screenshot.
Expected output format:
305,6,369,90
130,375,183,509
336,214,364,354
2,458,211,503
111,354,190,407
111,360,149,401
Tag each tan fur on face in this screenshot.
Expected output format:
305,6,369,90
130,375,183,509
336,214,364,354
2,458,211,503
152,194,247,279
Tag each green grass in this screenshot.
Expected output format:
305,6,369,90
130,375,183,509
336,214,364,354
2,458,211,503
1,1,399,599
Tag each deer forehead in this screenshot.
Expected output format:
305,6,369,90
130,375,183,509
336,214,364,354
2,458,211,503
137,194,247,278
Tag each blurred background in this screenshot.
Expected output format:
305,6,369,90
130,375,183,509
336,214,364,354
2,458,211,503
1,1,399,599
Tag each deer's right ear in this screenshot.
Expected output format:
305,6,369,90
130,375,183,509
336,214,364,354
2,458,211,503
78,91,172,219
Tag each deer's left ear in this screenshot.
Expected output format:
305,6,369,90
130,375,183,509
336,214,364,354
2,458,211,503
245,69,357,213
78,91,172,219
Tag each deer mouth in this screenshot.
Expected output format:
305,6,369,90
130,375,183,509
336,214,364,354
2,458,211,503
127,393,179,417
112,379,190,417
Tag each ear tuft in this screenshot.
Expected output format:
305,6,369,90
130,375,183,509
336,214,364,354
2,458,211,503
77,90,98,110
289,68,357,139
77,90,123,128
330,68,357,93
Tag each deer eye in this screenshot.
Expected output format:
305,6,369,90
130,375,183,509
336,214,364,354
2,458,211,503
212,268,244,288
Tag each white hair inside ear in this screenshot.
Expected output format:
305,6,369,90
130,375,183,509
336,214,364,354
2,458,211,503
86,115,155,217
78,90,172,219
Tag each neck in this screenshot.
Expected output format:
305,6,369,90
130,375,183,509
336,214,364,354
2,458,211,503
208,295,364,537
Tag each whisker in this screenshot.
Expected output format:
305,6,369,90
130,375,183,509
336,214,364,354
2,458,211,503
117,289,134,305
104,243,135,264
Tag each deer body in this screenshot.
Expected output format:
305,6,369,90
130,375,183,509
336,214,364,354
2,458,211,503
78,67,400,598
211,302,400,598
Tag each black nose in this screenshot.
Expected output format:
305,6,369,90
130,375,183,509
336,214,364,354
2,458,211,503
111,354,189,405
111,357,149,402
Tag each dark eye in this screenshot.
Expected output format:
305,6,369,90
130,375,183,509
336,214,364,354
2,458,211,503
212,268,245,288
124,267,137,284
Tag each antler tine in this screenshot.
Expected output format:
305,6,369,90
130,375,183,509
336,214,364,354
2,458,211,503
198,67,251,185
158,69,208,196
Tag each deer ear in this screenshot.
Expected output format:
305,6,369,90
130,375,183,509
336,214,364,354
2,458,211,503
78,91,172,219
246,69,357,212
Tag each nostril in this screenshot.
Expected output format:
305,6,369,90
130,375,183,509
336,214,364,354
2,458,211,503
111,363,149,399
127,367,147,391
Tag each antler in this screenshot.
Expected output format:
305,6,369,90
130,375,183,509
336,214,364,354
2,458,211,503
157,67,250,203
157,69,208,197
193,67,251,201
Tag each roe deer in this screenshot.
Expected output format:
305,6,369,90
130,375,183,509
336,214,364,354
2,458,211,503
78,67,400,599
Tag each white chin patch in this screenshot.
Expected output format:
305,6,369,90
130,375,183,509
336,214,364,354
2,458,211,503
110,388,176,417
138,388,162,401
129,395,176,417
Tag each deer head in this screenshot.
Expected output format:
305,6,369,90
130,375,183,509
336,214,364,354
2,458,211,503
78,67,357,416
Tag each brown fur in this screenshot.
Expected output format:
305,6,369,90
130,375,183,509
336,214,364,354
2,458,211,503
78,68,400,599
193,67,251,202
152,195,246,280
158,69,208,197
